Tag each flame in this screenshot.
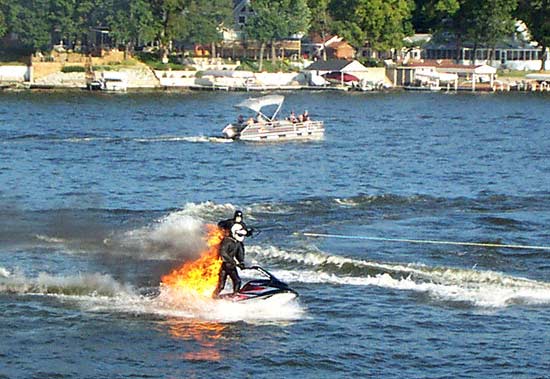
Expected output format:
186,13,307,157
161,224,225,297
166,321,226,361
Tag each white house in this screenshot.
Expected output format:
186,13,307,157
422,22,550,70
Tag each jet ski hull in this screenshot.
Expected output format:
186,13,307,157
220,290,297,304
217,266,298,303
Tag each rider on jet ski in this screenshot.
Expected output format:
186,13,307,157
213,223,248,298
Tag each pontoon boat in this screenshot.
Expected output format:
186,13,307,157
222,95,324,141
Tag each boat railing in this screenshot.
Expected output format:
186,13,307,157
239,119,323,135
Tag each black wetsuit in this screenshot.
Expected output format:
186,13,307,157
213,236,245,297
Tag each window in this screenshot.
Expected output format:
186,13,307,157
239,16,245,24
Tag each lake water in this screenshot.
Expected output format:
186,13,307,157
1,90,550,378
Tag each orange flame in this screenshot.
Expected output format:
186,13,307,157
161,224,225,297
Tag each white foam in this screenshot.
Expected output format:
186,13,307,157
334,198,360,207
249,244,550,308
133,136,230,143
178,201,237,219
0,269,304,322
247,244,430,278
178,136,233,144
153,286,304,322
271,266,550,308
0,267,10,278
0,271,135,297
35,234,67,244
61,135,233,144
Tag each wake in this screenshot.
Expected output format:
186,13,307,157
0,267,304,323
3,135,233,144
248,245,550,308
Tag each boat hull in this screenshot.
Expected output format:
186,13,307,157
223,121,324,142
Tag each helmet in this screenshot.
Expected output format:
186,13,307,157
233,210,243,222
231,224,246,242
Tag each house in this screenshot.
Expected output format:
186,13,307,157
222,0,255,41
400,34,432,63
303,34,355,60
326,41,355,60
422,23,550,70
219,0,302,59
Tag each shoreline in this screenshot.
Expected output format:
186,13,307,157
1,84,548,94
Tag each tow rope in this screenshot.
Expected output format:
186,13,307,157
302,232,550,251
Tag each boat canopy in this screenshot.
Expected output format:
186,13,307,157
236,95,285,121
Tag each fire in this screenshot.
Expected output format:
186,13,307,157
161,224,225,298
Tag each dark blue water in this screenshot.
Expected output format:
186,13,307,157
1,90,550,378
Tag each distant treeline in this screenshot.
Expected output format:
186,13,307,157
0,0,548,64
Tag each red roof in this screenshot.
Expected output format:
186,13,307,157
328,41,353,49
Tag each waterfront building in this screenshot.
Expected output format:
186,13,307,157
391,60,498,91
219,0,301,59
422,22,550,71
302,35,355,60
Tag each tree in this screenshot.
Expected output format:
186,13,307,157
49,0,79,47
0,0,7,39
150,0,189,60
420,0,473,62
517,0,550,70
466,0,517,65
308,0,331,35
421,0,517,64
108,0,158,51
3,0,52,51
307,0,332,59
246,0,310,70
185,0,233,58
329,0,415,53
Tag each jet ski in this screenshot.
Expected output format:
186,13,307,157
219,266,298,303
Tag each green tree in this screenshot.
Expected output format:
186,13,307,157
466,0,517,65
3,0,52,51
246,0,310,70
185,0,233,58
49,0,79,46
0,0,7,39
517,0,550,70
108,0,158,51
411,0,460,32
307,0,332,59
421,0,472,62
150,0,189,59
307,0,331,35
329,0,415,53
